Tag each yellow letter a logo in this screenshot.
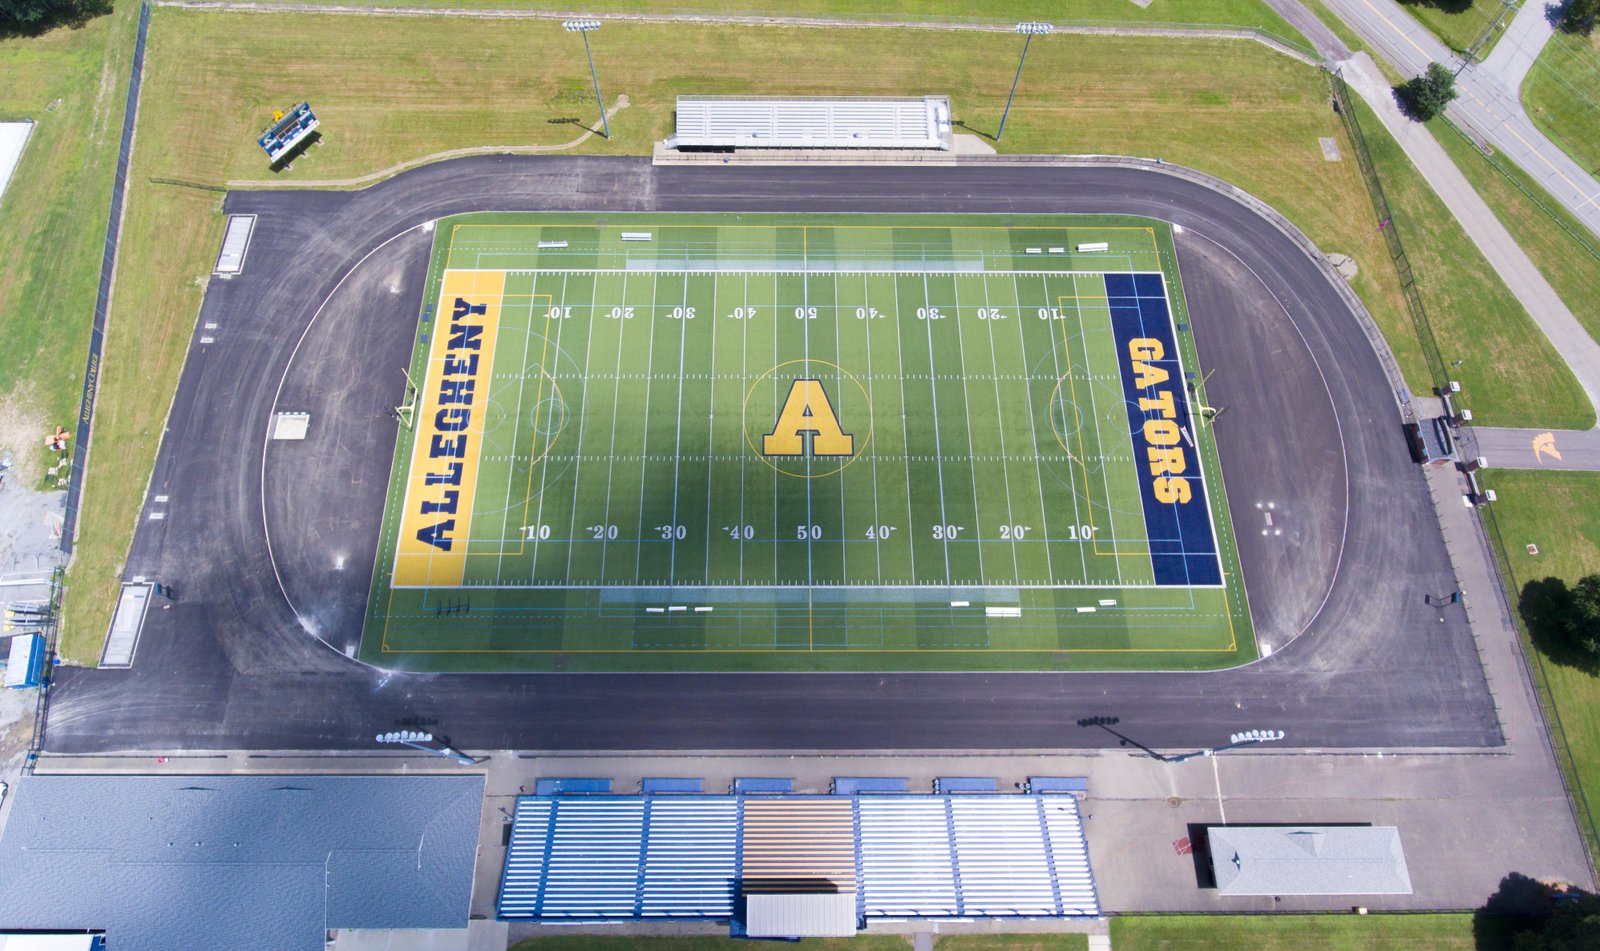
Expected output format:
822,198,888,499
762,379,855,457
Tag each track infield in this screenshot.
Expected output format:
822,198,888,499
359,213,1254,671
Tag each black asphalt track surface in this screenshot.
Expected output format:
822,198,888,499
44,158,1498,753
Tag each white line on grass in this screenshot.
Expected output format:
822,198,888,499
596,269,631,583
1044,273,1090,583
703,273,719,583
980,273,1022,580
562,272,602,584
949,273,988,585
920,273,953,585
1081,273,1125,586
1010,269,1057,585
892,277,918,585
667,275,691,584
528,273,572,581
862,274,884,585
632,272,662,580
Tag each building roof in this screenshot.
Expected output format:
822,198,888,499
745,893,858,938
671,96,951,150
499,793,1098,922
0,774,483,951
1208,826,1413,896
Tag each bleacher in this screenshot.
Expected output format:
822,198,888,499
498,787,1100,925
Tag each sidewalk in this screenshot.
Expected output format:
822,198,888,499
1336,51,1600,422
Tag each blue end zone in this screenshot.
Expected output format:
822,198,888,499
1105,273,1222,587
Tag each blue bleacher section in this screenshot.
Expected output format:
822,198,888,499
499,791,1100,923
1027,777,1089,794
935,777,998,793
534,778,612,796
641,778,702,794
832,777,908,795
733,778,793,794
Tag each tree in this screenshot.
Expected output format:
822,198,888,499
1563,0,1600,34
1396,62,1459,121
0,0,97,29
1520,574,1600,671
1513,892,1600,950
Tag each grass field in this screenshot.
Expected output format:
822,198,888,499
1524,25,1600,176
53,9,1582,664
365,214,1250,672
1110,913,1484,950
1480,468,1600,868
1432,117,1600,352
233,0,1302,35
1397,0,1507,55
0,8,133,483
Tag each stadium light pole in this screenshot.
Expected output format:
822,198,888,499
563,19,610,139
1168,728,1284,764
998,22,1053,141
376,730,477,766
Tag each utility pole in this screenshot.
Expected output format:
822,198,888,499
998,22,1053,141
1459,0,1519,76
563,19,609,139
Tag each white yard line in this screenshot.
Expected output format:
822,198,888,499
1046,274,1091,583
596,270,631,583
979,274,1021,581
892,278,919,584
667,277,692,584
949,273,987,585
739,275,749,585
632,273,663,581
527,273,570,580
1084,274,1124,587
562,272,602,584
862,274,885,585
496,273,536,582
702,275,719,583
1011,270,1056,586
833,270,848,583
920,274,954,585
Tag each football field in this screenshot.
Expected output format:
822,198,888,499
361,213,1253,671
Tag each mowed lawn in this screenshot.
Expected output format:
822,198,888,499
55,8,1585,659
1397,0,1505,55
1480,468,1600,868
234,0,1301,34
1431,117,1600,359
1110,913,1481,949
1523,25,1600,176
0,7,135,481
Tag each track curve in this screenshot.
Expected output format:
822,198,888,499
46,157,1498,753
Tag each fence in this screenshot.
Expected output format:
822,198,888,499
1332,68,1600,878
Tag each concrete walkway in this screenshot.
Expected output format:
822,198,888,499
1335,52,1600,421
1479,0,1558,88
1323,0,1600,243
1472,425,1600,471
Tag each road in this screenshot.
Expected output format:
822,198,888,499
1321,0,1600,243
39,156,1497,756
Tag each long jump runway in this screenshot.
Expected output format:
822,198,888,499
44,157,1498,752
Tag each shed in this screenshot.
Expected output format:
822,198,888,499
744,893,858,938
670,96,951,150
1208,826,1412,896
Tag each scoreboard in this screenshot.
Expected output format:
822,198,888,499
258,102,318,165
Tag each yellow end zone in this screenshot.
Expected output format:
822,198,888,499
391,269,504,587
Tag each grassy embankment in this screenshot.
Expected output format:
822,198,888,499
0,6,137,484
54,9,1586,661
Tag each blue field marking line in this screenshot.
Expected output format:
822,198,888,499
1104,272,1223,587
